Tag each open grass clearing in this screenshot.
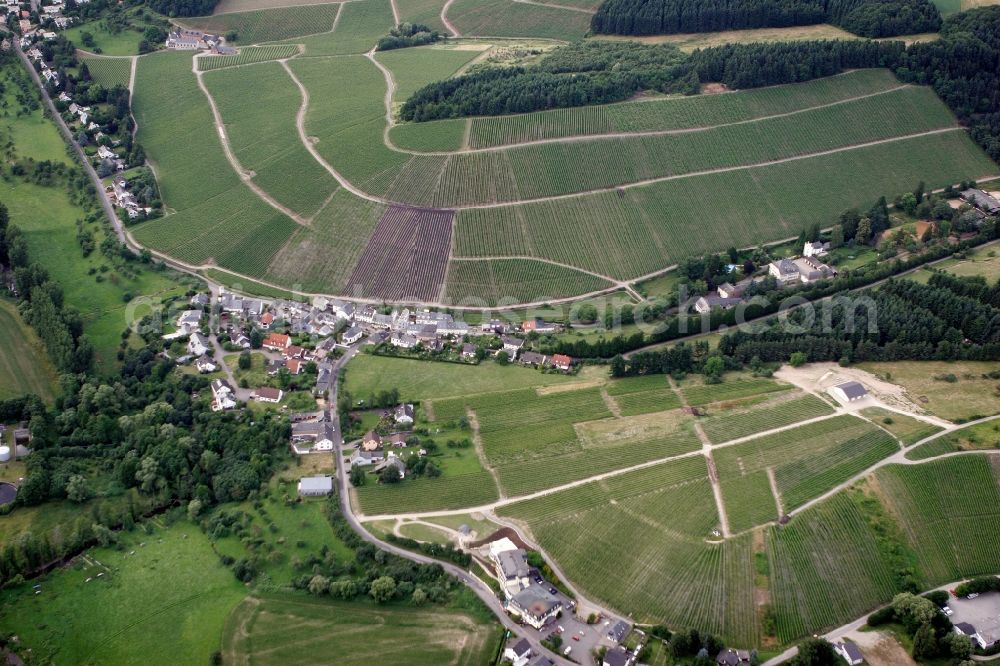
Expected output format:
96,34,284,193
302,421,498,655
0,299,59,402
859,361,1000,422
859,407,943,445
0,521,246,665
924,243,1000,281
221,592,502,666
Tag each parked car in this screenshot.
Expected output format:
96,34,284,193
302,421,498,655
968,593,980,599
943,605,954,616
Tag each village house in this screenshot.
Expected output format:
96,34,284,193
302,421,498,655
350,448,384,467
716,648,752,666
394,403,414,426
803,240,831,257
374,454,406,480
509,585,562,630
176,309,202,333
313,362,334,396
291,419,335,454
792,256,835,283
955,622,993,650
462,343,477,359
391,331,417,349
493,547,531,597
361,431,382,452
195,356,217,374
262,332,291,351
229,331,251,349
502,336,525,358
503,638,533,666
961,188,1000,216
342,325,364,344
210,379,237,412
695,293,743,314
833,642,864,666
717,281,747,299
253,387,283,403
522,319,559,334
551,354,572,372
187,332,210,357
768,259,801,285
285,358,303,375
519,351,547,367
602,648,630,666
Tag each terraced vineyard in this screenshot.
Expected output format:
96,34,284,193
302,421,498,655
605,375,683,416
83,57,132,89
444,259,614,305
499,457,761,645
196,45,300,71
446,0,593,40
715,415,897,531
765,492,902,643
701,393,835,444
203,61,339,218
181,4,341,43
465,70,906,149
874,456,1000,582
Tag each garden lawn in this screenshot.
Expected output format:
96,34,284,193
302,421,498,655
0,521,247,665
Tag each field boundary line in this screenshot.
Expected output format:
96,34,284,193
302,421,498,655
766,466,784,519
511,0,596,12
210,0,356,15
385,84,914,156
466,407,505,500
441,0,460,36
193,61,312,226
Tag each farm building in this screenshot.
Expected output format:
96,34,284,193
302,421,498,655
833,642,864,665
695,293,742,314
603,649,630,666
829,381,868,403
961,189,1000,215
297,476,333,497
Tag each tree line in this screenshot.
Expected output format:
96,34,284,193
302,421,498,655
376,23,444,51
590,0,941,38
399,41,698,121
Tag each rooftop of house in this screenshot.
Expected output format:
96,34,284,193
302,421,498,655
298,476,332,492
834,380,867,399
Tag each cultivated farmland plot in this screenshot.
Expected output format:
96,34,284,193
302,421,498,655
446,0,593,40
181,4,342,43
345,206,454,301
700,393,835,444
715,415,897,531
83,57,132,89
196,45,300,70
444,258,614,306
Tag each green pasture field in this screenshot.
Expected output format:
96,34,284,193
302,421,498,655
0,176,188,366
444,258,615,305
396,0,450,32
221,592,503,666
352,420,500,515
859,361,1000,422
1,68,70,164
376,45,485,104
182,4,342,44
765,491,903,643
925,242,1000,281
64,19,151,56
0,521,246,665
715,415,897,531
290,0,396,56
465,69,904,149
422,512,501,539
699,393,835,444
859,406,943,445
132,52,299,278
203,61,338,217
0,299,59,402
499,457,763,646
207,492,355,585
342,353,590,403
446,0,592,40
455,130,996,280
397,521,454,543
83,57,132,89
905,420,1000,460
874,456,1000,583
196,45,300,70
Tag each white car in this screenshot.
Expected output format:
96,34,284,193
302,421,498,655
942,605,954,616
968,593,980,600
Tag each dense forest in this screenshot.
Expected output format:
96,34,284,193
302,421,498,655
399,41,698,121
590,0,941,38
143,0,218,17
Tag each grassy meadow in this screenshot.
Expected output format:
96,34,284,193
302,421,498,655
859,361,1000,422
0,299,59,401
